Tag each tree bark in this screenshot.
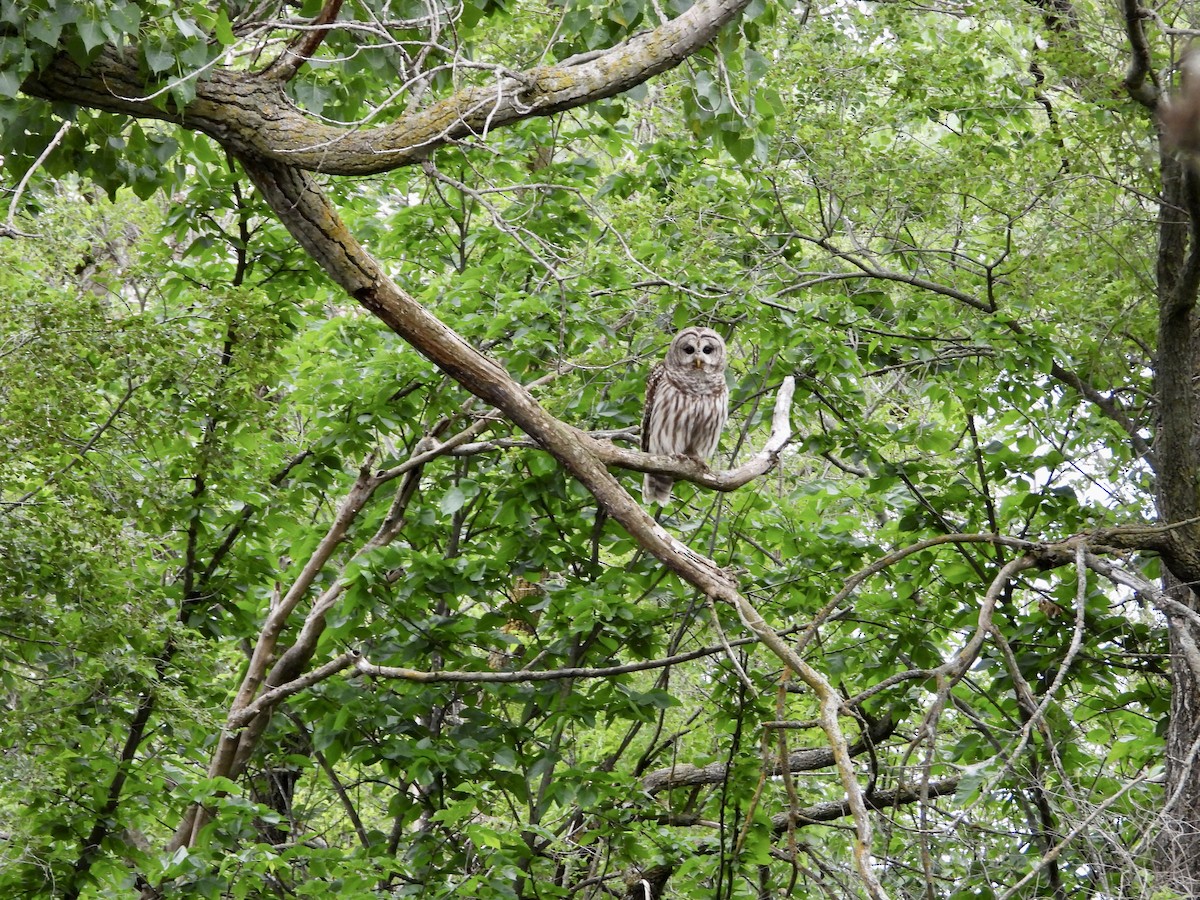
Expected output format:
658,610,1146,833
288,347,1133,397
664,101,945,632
1148,96,1200,890
1149,131,1200,900
1157,575,1200,896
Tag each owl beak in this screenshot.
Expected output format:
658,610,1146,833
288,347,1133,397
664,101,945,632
693,358,703,369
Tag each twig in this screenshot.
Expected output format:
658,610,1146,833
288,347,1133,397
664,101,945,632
4,118,72,239
995,770,1153,900
351,640,751,686
705,595,757,695
265,0,345,82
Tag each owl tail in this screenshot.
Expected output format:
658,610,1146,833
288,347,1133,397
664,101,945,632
643,473,674,505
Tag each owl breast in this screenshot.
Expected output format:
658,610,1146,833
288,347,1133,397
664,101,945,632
647,370,728,460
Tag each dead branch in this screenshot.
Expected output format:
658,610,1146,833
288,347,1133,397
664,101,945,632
264,0,345,83
995,770,1155,900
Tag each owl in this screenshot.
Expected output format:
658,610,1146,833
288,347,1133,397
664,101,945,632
641,326,729,505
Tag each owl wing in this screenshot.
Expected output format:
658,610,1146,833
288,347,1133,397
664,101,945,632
641,362,666,453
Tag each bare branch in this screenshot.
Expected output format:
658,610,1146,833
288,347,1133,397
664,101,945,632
727,584,893,900
995,770,1155,900
351,641,752,688
4,118,71,239
447,427,638,456
264,0,345,83
790,234,994,312
779,237,1155,463
1121,0,1159,108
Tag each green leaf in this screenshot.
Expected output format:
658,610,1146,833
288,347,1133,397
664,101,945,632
109,2,142,36
439,485,467,515
144,41,175,73
0,67,20,98
213,6,235,46
26,14,62,48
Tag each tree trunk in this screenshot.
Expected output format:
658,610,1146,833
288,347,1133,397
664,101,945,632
1159,577,1200,896
1153,145,1200,894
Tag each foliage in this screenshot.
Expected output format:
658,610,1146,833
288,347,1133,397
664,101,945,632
0,0,1185,898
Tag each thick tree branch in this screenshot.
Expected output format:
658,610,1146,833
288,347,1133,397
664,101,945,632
230,650,362,728
264,0,345,83
770,776,962,832
21,0,752,176
642,713,897,795
435,375,794,493
189,150,892,892
1121,0,1159,108
236,154,740,605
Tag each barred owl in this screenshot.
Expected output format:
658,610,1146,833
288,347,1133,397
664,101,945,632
641,327,729,505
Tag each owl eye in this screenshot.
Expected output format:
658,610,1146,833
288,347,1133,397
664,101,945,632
682,343,695,354
702,343,715,354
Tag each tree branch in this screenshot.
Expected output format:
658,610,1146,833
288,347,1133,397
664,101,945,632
770,777,961,832
431,374,794,495
229,651,361,728
217,155,886,894
782,238,1153,462
3,117,71,239
1121,0,1159,108
264,0,345,83
995,770,1154,900
595,376,795,490
642,713,897,795
21,0,753,176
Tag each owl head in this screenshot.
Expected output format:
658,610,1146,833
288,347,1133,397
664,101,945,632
666,326,726,374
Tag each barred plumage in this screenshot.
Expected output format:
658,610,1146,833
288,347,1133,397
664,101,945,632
641,327,729,504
